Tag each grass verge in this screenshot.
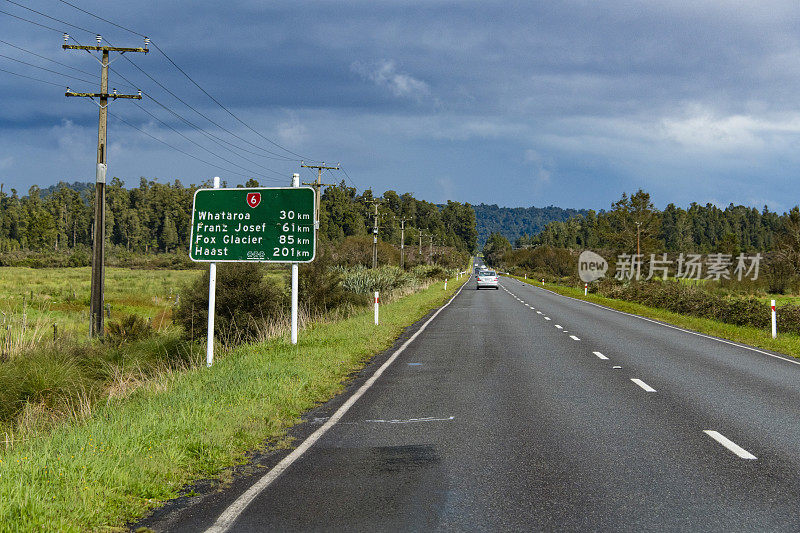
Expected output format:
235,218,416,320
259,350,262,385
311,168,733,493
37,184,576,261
0,277,467,532
509,275,800,359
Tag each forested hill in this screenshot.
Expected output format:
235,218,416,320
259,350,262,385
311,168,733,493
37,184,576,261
0,179,477,255
473,203,590,246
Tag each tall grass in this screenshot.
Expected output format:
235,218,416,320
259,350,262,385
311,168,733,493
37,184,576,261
0,276,467,531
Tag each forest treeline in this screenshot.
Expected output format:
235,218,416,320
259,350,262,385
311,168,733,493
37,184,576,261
514,190,794,255
0,178,477,258
473,203,589,246
482,190,800,294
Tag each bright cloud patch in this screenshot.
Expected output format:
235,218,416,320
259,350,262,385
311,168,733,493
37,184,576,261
351,60,430,100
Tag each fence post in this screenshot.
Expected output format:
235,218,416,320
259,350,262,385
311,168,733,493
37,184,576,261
771,299,777,339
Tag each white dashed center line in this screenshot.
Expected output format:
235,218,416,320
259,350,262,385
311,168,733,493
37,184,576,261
593,351,609,360
536,311,542,315
703,430,757,460
555,325,563,329
630,378,656,392
544,317,551,321
569,335,580,341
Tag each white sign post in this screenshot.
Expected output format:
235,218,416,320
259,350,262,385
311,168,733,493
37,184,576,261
291,173,299,345
771,299,777,339
206,176,220,368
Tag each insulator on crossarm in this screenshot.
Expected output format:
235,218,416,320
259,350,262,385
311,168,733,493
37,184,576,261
96,34,102,44
63,33,69,44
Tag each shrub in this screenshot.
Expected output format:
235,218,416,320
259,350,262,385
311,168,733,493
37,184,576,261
299,247,369,315
105,314,151,346
173,263,286,346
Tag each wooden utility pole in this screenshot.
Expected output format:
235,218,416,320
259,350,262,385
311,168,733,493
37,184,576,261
419,232,424,255
367,200,381,269
429,235,434,265
400,218,408,269
300,162,339,233
64,34,147,337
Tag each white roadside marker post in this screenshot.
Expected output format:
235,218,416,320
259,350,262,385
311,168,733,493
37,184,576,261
206,176,220,368
584,283,588,296
542,278,544,285
771,299,777,339
374,291,379,325
291,173,300,345
445,278,448,290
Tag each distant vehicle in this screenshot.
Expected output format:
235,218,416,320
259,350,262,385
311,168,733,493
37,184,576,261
476,270,499,289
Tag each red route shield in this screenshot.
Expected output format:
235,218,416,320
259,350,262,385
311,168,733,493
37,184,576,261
246,192,261,208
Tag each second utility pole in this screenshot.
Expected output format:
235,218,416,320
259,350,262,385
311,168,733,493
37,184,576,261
370,200,381,269
400,218,407,269
64,34,147,337
300,162,339,233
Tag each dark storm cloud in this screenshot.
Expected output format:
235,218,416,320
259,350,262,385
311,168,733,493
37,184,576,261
2,1,800,209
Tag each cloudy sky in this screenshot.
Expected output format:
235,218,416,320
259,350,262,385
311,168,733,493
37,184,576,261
2,0,800,211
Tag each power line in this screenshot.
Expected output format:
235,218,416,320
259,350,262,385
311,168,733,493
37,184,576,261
0,8,65,33
56,0,147,38
2,0,94,34
338,164,360,192
0,52,96,85
150,41,314,161
47,0,318,161
109,110,267,181
130,101,285,182
100,58,295,176
0,65,63,86
2,2,325,181
0,38,101,78
110,54,299,161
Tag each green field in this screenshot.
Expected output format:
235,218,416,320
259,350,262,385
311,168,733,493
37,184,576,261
0,267,294,354
0,267,201,344
0,271,467,531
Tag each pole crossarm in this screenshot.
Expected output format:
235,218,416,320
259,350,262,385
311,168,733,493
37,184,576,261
65,92,141,99
62,44,148,53
300,162,340,233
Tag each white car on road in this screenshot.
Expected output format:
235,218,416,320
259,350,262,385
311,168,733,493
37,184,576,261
476,270,499,289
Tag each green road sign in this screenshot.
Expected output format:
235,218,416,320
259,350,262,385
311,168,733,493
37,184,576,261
189,187,315,262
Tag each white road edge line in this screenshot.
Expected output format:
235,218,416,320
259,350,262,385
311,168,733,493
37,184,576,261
703,430,757,460
593,351,609,360
569,335,580,341
524,283,800,367
204,280,469,533
630,378,656,392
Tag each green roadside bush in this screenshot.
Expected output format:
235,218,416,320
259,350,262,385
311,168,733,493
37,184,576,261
593,280,800,334
173,263,286,345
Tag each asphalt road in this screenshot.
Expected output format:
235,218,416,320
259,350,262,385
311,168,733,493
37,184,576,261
152,269,800,532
